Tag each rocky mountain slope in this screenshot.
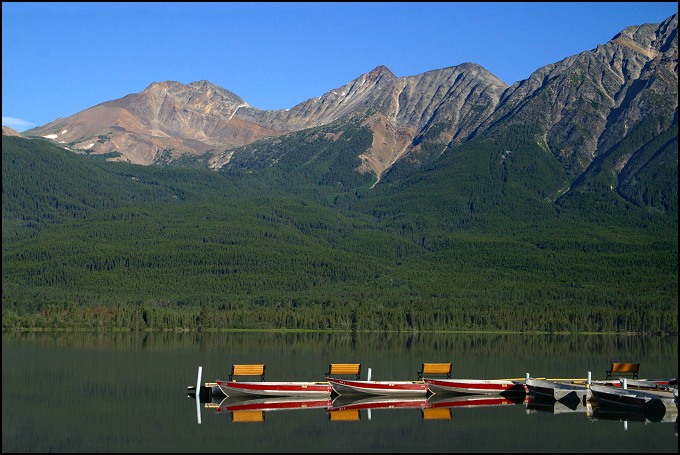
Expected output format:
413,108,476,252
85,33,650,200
475,13,678,178
25,63,508,177
23,13,678,213
2,126,23,137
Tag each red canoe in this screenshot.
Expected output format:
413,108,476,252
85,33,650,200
326,377,429,397
423,378,525,395
216,380,333,398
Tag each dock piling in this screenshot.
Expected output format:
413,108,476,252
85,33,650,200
196,366,203,393
195,366,203,425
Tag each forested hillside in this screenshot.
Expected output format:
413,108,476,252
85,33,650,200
2,135,677,334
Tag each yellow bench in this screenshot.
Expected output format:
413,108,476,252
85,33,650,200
326,363,361,379
229,364,266,381
605,362,640,379
417,362,452,379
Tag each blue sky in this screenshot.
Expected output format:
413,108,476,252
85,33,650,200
2,2,677,132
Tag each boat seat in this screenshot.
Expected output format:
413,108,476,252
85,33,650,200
326,363,361,379
605,363,639,379
418,362,452,379
229,364,266,381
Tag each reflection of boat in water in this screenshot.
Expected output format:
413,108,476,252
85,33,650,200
327,393,524,421
216,396,332,422
524,395,592,415
216,396,333,413
330,395,430,411
326,377,428,397
328,396,430,421
423,393,524,420
590,405,678,424
423,378,525,395
591,406,646,422
427,393,525,408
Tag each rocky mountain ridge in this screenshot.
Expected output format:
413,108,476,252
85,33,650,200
2,126,23,137
23,13,677,208
26,62,509,177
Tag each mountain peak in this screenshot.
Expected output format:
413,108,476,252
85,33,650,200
140,79,246,105
143,80,182,92
188,80,221,89
366,65,396,82
369,65,393,75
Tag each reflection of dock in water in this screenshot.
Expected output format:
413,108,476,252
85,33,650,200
590,405,678,425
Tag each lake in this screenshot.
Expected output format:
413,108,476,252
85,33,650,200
2,331,678,452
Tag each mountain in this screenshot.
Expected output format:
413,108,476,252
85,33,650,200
476,13,678,179
23,13,677,217
2,126,23,137
23,80,274,164
24,63,508,179
4,14,677,333
219,63,508,183
469,13,678,214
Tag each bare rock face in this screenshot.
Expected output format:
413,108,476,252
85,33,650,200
22,13,677,196
25,63,507,174
26,80,285,165
210,63,508,178
476,13,678,179
2,126,23,137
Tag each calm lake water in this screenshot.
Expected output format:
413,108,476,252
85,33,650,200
2,331,678,452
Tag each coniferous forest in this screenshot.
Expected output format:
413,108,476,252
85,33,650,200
2,133,677,334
